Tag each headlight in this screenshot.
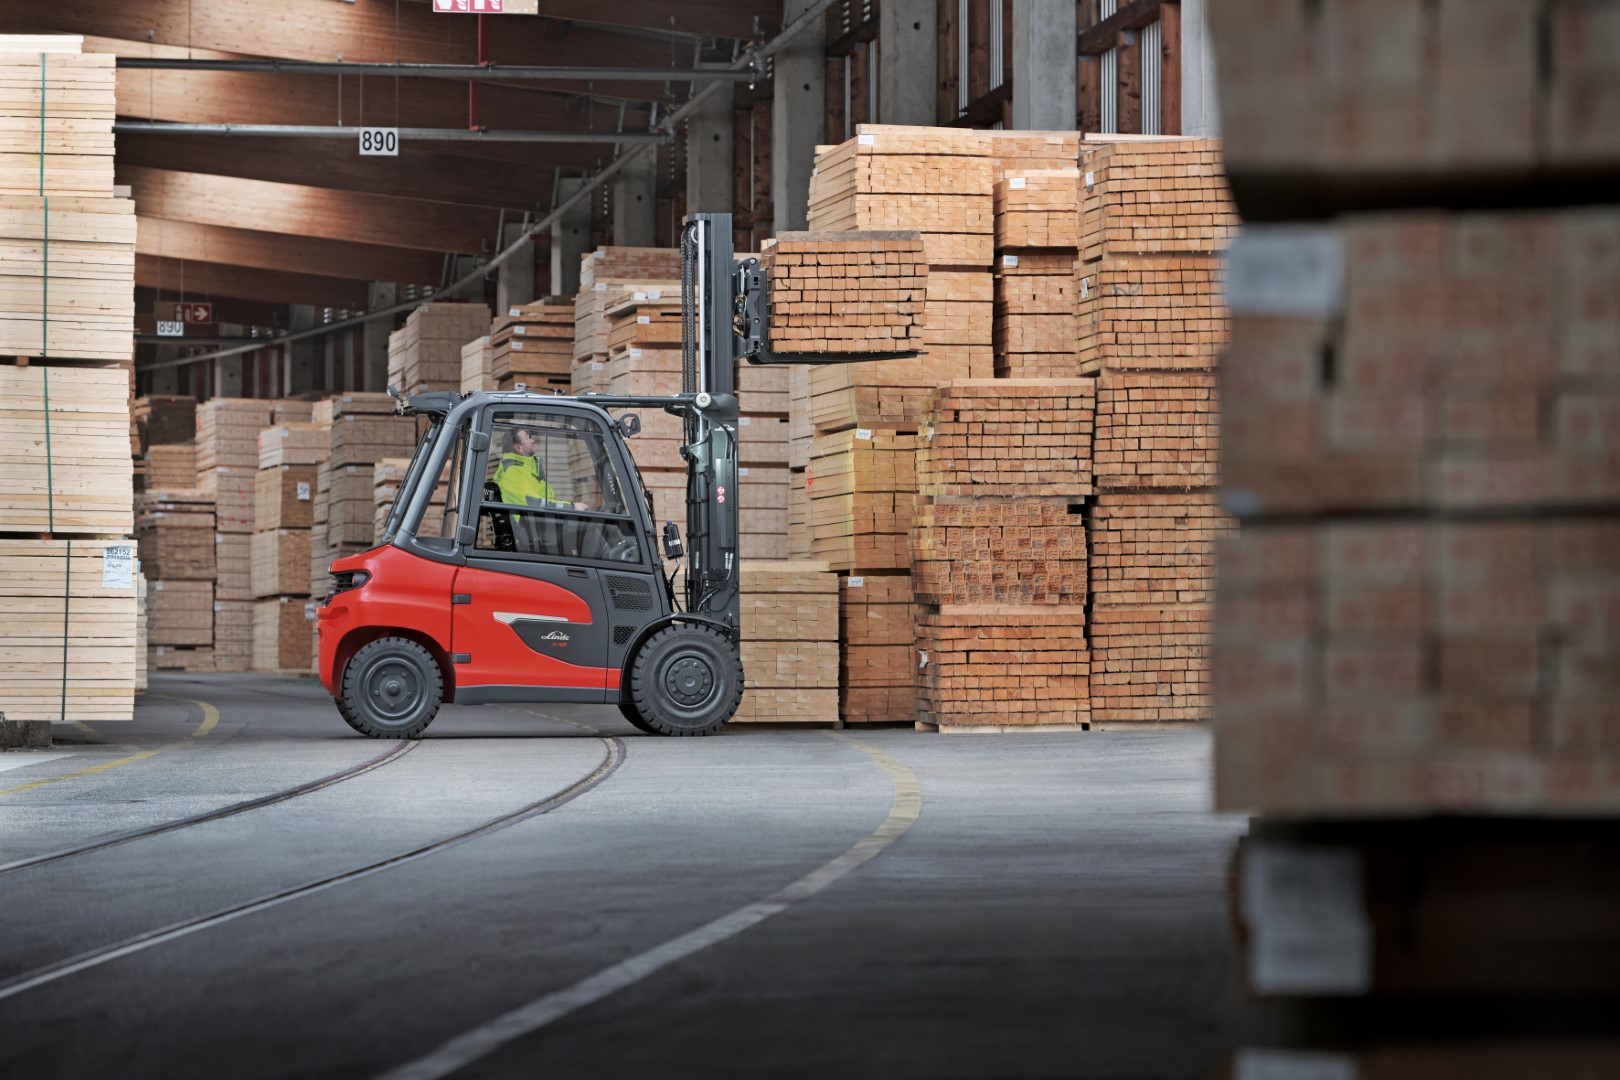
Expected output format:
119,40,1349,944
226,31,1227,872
328,570,371,599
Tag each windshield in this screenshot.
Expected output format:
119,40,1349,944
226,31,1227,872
380,419,439,543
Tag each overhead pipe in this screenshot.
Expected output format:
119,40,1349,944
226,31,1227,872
113,58,759,81
140,0,839,374
112,123,670,143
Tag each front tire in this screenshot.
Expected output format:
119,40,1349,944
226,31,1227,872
338,636,443,739
628,624,743,737
617,702,660,735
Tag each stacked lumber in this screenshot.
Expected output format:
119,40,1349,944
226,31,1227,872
0,364,133,535
194,398,271,670
573,246,681,390
135,573,146,693
991,169,1082,379
492,300,572,392
916,607,1090,730
1210,0,1619,182
761,231,925,353
1091,373,1220,490
256,448,318,675
1222,210,1620,515
805,427,917,723
1217,207,1620,807
134,394,195,449
372,457,446,542
0,38,133,362
911,381,1095,729
732,561,840,724
252,596,310,673
144,445,195,490
1211,13,1620,1072
386,302,491,394
459,335,494,394
1072,139,1234,382
836,573,916,724
327,392,418,550
590,292,791,560
0,538,138,722
134,490,215,582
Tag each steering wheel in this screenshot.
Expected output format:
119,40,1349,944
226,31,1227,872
602,533,639,563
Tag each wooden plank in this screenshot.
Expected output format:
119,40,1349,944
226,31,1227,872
1117,26,1142,135
936,0,959,123
1160,1,1182,135
135,255,369,310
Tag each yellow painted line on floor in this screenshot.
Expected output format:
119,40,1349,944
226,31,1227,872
381,731,922,1080
0,697,219,799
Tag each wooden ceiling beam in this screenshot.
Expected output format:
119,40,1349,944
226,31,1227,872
118,135,572,211
120,165,501,254
112,56,652,134
21,0,684,68
526,2,780,42
136,219,444,285
137,255,371,310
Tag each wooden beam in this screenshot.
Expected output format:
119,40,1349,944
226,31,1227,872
1079,0,1165,56
1117,26,1142,134
137,219,444,285
1160,2,1182,135
1077,0,1102,131
117,135,562,211
527,1,779,41
966,0,990,103
105,44,648,134
120,166,500,254
137,255,371,309
23,0,682,67
937,0,959,124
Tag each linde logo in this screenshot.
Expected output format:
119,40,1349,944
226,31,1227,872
542,631,570,642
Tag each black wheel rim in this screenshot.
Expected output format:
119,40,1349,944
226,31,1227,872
363,657,424,727
663,654,716,709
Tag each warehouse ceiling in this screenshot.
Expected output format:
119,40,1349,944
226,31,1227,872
2,0,784,312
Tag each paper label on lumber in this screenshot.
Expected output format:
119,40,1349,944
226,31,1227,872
1225,226,1345,317
297,483,310,501
848,577,865,588
1009,177,1026,189
102,545,134,588
1241,844,1371,995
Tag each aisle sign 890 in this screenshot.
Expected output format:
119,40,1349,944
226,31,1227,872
359,128,400,156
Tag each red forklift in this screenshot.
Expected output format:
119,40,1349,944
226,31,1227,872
316,214,912,738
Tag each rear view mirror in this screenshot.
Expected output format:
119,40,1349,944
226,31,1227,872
619,413,642,437
469,430,490,453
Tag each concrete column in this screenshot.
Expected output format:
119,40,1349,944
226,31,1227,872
148,361,179,396
213,353,242,397
363,282,396,391
686,69,734,215
1180,0,1220,137
772,0,826,231
612,152,658,247
286,304,317,396
879,0,937,125
496,222,537,313
1011,0,1078,130
550,178,593,298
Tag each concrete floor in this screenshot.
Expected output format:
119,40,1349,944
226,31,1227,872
0,673,1246,1079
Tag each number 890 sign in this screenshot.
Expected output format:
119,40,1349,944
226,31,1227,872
358,128,400,156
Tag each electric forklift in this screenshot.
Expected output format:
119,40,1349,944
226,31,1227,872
315,214,915,738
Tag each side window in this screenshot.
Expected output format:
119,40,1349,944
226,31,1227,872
404,420,465,544
477,411,639,563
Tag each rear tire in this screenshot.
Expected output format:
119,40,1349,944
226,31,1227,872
338,636,443,739
628,624,743,737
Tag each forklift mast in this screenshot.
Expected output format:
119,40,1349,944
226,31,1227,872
676,214,742,635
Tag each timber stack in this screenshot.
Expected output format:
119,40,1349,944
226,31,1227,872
572,246,681,393
1076,138,1238,728
193,399,264,671
387,302,491,395
913,380,1095,730
732,562,839,725
490,300,572,392
251,421,323,671
1209,2,1620,1075
0,36,137,733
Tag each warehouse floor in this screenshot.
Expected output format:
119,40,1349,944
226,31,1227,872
0,675,1244,1079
